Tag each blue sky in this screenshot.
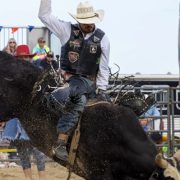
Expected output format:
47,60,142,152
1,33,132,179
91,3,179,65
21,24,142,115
0,0,179,74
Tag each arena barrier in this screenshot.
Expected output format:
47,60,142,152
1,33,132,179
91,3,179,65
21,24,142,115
136,86,180,156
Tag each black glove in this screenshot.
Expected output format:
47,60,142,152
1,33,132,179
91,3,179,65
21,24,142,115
63,86,82,112
69,86,82,104
63,98,76,112
96,89,111,102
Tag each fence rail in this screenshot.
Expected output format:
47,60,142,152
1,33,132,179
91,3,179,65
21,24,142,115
0,26,50,52
0,27,27,50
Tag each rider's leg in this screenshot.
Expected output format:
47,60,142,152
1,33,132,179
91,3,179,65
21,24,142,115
53,95,87,161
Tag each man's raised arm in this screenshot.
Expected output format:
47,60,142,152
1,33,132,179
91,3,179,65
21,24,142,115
38,0,71,44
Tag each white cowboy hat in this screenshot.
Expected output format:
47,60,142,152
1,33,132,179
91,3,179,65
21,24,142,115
69,1,104,24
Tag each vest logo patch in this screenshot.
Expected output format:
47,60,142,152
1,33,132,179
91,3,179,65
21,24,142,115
68,51,79,63
69,40,81,50
90,45,97,54
93,36,100,42
73,30,80,36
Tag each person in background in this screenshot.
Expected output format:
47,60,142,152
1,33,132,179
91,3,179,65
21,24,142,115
0,117,46,180
39,51,59,70
140,104,164,144
3,44,35,161
3,38,17,56
32,37,50,66
39,0,110,161
15,44,36,62
140,105,161,132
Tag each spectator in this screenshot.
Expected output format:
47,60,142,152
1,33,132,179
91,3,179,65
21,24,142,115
3,38,17,56
32,37,50,66
140,105,161,132
0,118,46,180
15,44,36,63
140,104,164,144
39,51,59,70
0,120,7,145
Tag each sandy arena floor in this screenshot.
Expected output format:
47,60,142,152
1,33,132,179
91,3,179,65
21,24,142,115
0,162,84,180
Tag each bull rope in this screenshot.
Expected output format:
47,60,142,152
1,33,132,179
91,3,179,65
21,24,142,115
31,71,50,102
66,114,82,180
31,65,64,103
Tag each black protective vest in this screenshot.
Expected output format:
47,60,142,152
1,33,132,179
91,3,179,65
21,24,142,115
60,24,105,77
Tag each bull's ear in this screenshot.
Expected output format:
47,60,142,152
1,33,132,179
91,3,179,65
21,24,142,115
173,150,180,161
155,153,168,169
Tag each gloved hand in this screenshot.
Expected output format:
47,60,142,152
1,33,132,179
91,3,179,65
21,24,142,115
63,98,76,112
69,86,81,104
62,86,82,112
96,89,111,102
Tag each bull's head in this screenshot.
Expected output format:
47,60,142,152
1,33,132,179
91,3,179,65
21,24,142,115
0,51,41,120
153,150,180,180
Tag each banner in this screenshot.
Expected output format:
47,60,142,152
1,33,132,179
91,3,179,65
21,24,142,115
28,25,35,32
0,26,3,32
11,27,19,33
0,26,38,33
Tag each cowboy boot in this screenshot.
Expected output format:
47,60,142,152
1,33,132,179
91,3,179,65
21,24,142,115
53,139,68,161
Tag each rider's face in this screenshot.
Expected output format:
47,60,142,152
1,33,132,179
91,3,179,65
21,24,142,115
79,23,95,34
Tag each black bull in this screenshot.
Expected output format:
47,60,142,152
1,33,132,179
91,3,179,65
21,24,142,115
0,51,158,179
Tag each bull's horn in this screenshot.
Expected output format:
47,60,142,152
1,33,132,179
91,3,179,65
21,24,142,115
173,150,180,161
155,153,168,169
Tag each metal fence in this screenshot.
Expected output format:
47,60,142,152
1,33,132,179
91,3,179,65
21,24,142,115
0,27,27,50
138,86,180,155
0,26,50,52
0,26,61,56
0,129,3,139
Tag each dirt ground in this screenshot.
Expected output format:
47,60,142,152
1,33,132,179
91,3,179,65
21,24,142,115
0,162,84,180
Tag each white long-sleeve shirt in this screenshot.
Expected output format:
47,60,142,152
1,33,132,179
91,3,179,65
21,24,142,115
38,0,110,90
